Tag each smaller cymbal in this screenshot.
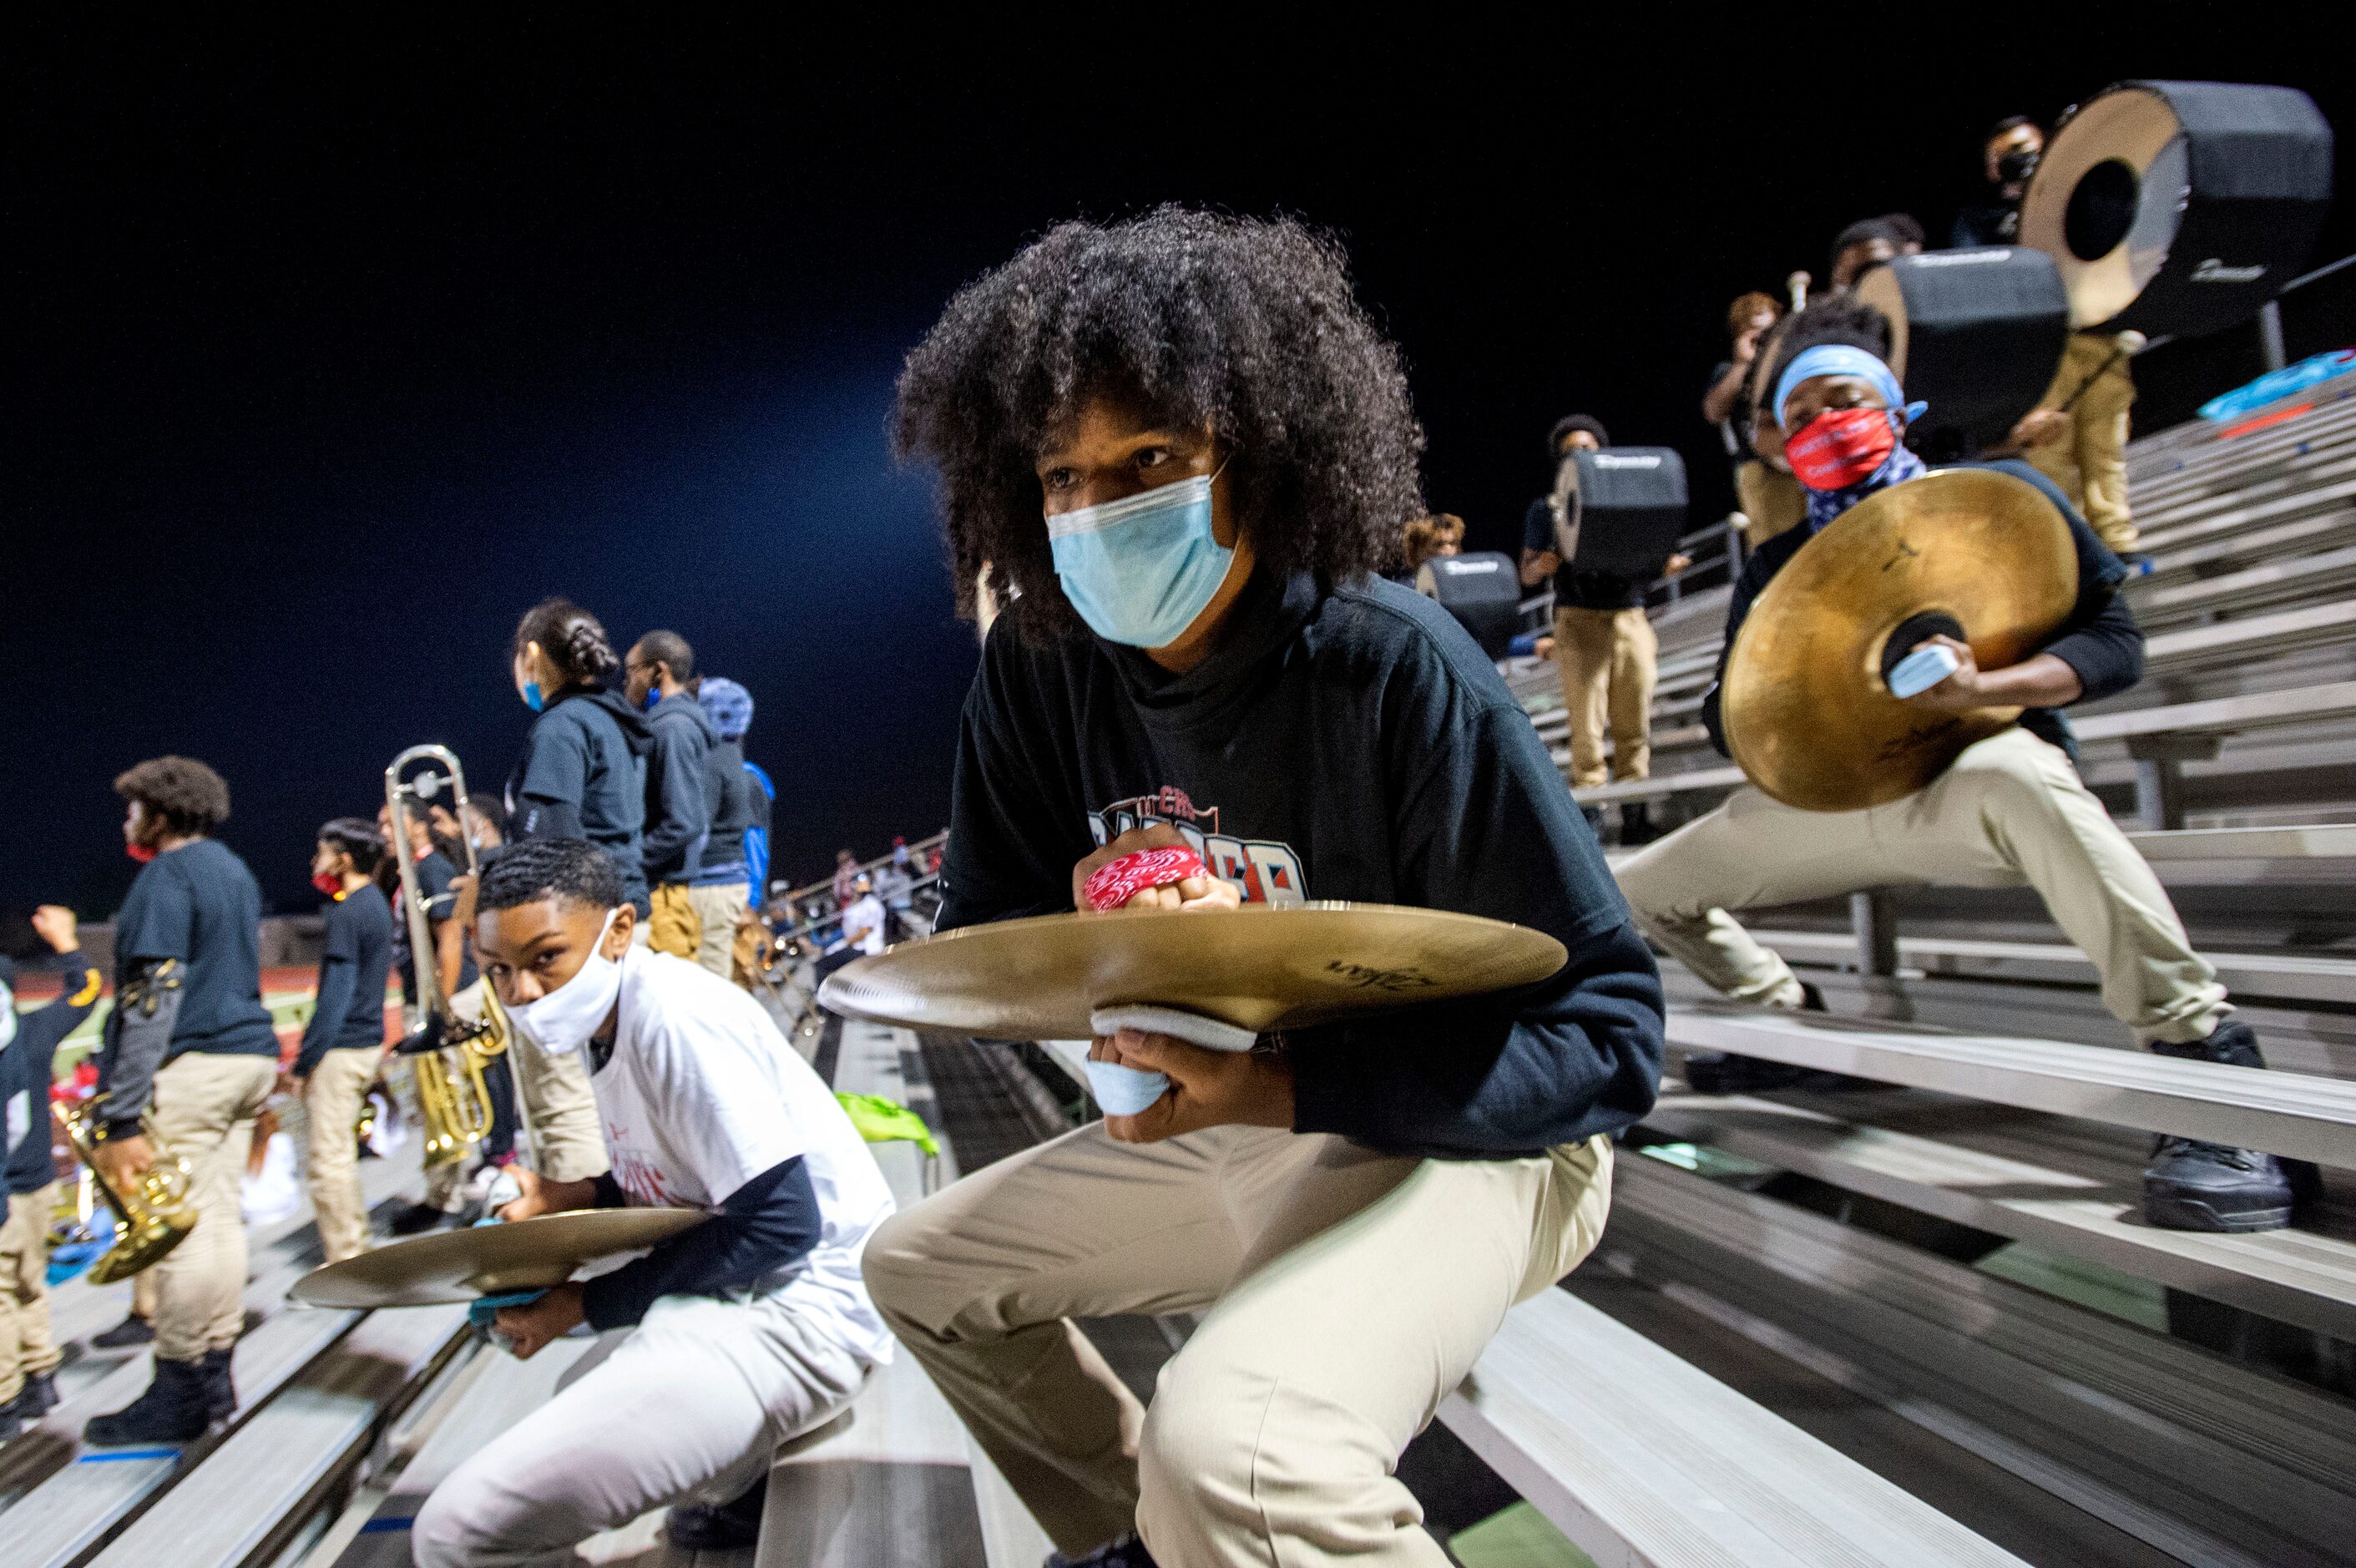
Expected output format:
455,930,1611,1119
816,903,1567,1042
291,1208,708,1308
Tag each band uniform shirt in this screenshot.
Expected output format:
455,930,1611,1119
642,692,718,887
296,883,392,1076
1523,497,1646,611
391,848,481,1007
507,688,655,914
109,839,279,1060
588,947,896,1363
938,569,1666,1161
1699,458,2141,761
694,737,758,886
2,951,103,1192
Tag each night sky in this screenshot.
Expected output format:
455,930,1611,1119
7,25,2351,930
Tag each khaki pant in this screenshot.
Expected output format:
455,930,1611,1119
1734,458,1806,549
2027,331,2142,555
148,1051,277,1361
1554,606,1658,787
427,981,609,1202
647,883,699,960
863,1123,1613,1565
302,1046,382,1263
2,1181,61,1406
686,883,750,979
1615,727,2228,1043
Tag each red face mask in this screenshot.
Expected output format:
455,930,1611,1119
125,842,159,864
312,871,346,898
1784,406,1898,491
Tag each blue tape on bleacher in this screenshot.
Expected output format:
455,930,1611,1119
77,1446,181,1462
359,1515,416,1535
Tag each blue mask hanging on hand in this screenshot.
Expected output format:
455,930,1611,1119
1048,471,1235,647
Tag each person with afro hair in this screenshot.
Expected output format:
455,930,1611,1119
870,207,1663,1567
1619,296,2302,1237
83,757,281,1445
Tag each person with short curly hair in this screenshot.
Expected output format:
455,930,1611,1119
870,208,1663,1568
83,756,281,1445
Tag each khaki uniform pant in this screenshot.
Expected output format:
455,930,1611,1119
1615,728,2228,1043
2,1181,62,1405
863,1123,1613,1565
422,982,609,1211
2026,331,2141,554
686,883,750,979
1734,458,1806,549
302,1046,382,1262
647,883,699,961
1555,606,1658,788
148,1051,277,1362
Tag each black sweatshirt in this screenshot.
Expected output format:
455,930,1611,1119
578,1156,822,1329
3,952,104,1193
694,738,757,886
641,692,718,886
938,569,1665,1159
1701,459,2142,761
508,687,655,913
296,884,393,1077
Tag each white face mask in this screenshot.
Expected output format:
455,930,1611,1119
508,910,623,1056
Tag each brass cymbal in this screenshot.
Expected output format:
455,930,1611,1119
817,903,1567,1041
290,1208,708,1308
1721,468,2077,812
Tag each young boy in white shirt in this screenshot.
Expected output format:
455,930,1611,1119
411,838,896,1565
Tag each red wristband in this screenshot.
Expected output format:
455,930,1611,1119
1084,847,1211,913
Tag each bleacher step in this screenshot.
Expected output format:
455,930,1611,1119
1665,1005,2356,1168
1740,927,2356,1008
1639,1085,2356,1340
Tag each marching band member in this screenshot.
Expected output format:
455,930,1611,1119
289,817,394,1263
84,757,281,1445
1,907,102,1441
622,630,719,964
1616,296,2303,1234
411,838,896,1564
875,210,1663,1568
504,598,655,926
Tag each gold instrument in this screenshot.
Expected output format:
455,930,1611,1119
1720,468,2079,812
58,1097,199,1285
387,745,509,1169
291,1207,707,1308
816,903,1566,1043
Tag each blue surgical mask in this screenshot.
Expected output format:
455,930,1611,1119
1047,469,1235,647
641,687,661,712
522,680,544,712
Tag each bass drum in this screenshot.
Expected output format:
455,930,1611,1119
2020,80,2332,338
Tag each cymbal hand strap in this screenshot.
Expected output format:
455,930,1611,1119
1083,847,1210,912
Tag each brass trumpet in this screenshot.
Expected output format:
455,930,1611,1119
387,745,509,1170
58,1097,199,1285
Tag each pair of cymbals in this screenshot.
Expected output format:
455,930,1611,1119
1721,468,2077,812
291,1208,707,1308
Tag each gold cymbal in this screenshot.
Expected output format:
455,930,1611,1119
290,1208,709,1308
1721,468,2077,812
817,903,1568,1041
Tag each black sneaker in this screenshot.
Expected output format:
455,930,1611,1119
1047,1537,1158,1568
92,1314,154,1349
84,1357,214,1446
387,1202,458,1237
199,1348,237,1424
8,1372,58,1418
667,1477,766,1550
2144,1023,2298,1232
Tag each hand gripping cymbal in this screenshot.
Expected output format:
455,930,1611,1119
814,903,1568,1044
290,1208,708,1308
1721,468,2077,813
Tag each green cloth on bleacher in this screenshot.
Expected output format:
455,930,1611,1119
836,1091,939,1156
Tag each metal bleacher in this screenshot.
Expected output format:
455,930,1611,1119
9,388,2355,1568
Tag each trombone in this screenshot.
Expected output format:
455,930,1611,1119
386,746,510,1170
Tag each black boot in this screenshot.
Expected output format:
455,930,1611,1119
667,1475,767,1550
8,1371,59,1418
2144,1022,2298,1233
200,1348,237,1424
84,1356,214,1446
1047,1536,1160,1568
1620,801,1661,847
0,1405,19,1444
92,1313,154,1349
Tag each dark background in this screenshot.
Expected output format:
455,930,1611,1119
7,23,2352,927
